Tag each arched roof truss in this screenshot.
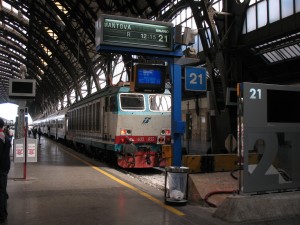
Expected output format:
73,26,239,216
0,0,299,120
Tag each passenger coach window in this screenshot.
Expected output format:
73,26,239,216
149,94,171,112
120,94,145,111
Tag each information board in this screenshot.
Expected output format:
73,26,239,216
96,15,173,51
131,64,166,93
14,138,25,163
237,82,300,193
27,138,38,163
185,67,207,91
9,79,36,99
13,138,38,163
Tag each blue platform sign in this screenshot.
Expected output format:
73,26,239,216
185,67,207,91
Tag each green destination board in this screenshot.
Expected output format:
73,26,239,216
96,15,173,51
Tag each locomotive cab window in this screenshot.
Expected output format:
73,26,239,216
119,93,145,111
149,94,171,112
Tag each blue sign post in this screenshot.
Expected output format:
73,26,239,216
185,67,207,91
171,64,186,167
96,15,185,167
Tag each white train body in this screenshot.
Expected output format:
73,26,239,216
33,108,68,140
48,108,68,140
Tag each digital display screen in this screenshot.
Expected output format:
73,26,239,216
137,69,161,85
9,79,36,99
12,81,33,93
267,89,300,123
133,64,166,93
96,15,173,51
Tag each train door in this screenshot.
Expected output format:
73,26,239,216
64,113,68,138
55,119,58,140
96,101,101,134
103,96,109,140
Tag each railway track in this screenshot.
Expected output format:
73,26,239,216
117,167,166,191
57,137,167,191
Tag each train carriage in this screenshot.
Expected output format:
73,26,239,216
33,108,68,140
47,108,69,140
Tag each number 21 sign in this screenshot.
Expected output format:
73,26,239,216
185,67,207,91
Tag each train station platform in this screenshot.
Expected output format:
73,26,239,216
4,137,300,225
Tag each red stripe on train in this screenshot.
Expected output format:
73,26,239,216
115,136,157,144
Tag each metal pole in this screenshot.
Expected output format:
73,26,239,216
23,118,27,179
171,64,183,166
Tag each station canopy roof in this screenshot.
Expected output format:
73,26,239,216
0,0,176,117
0,0,300,118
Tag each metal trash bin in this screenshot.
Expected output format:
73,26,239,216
164,166,189,205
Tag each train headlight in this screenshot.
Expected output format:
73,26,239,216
161,129,171,136
120,129,132,135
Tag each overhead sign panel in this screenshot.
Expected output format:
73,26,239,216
13,138,38,163
96,14,173,51
9,79,36,99
185,67,207,91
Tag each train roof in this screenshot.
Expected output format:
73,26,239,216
47,107,69,119
32,107,69,124
69,86,125,110
69,85,171,111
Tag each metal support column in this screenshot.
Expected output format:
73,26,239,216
171,64,185,166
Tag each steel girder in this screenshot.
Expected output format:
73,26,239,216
186,0,250,153
0,0,174,117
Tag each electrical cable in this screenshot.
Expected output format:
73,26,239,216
204,190,238,208
204,169,240,207
230,168,238,180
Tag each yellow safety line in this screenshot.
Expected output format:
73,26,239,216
61,148,185,216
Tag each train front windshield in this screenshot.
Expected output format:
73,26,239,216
120,94,145,111
119,93,171,112
149,94,171,112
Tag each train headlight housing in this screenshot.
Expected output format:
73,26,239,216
161,129,171,136
120,129,132,136
157,136,165,144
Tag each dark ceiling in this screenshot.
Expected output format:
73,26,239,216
1,0,300,119
0,0,173,117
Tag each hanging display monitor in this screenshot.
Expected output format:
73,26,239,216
131,64,166,93
96,14,173,51
9,79,36,99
